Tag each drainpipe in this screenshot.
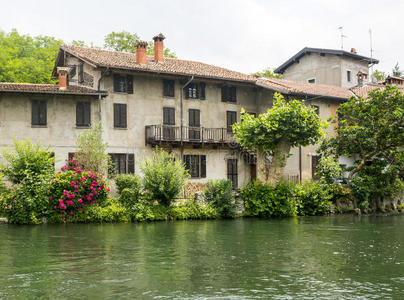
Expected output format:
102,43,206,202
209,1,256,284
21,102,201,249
180,75,194,160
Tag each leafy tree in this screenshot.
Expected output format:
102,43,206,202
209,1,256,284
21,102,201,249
319,85,404,181
392,62,402,77
74,122,111,174
0,29,63,83
252,67,283,79
234,93,327,185
203,179,236,218
315,156,342,184
372,69,386,82
104,30,177,58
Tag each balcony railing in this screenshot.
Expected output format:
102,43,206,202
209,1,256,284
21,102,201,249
145,125,237,146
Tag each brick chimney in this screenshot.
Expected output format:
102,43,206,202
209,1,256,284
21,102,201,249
153,33,166,63
350,48,357,54
57,67,69,90
136,40,148,64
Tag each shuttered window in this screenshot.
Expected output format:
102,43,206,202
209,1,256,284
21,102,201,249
227,159,238,189
114,103,127,128
31,100,47,126
109,153,135,174
163,107,175,125
113,74,133,94
226,111,237,133
184,82,205,100
78,64,84,83
189,109,201,140
221,86,237,102
76,102,91,127
163,79,175,97
183,155,206,178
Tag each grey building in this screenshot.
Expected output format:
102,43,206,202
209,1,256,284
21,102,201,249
275,47,378,88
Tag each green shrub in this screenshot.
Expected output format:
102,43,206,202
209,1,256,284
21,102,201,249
171,199,219,220
49,170,109,220
0,139,54,224
131,200,169,222
315,156,342,184
0,138,54,184
296,181,332,216
203,179,236,218
141,149,189,206
115,174,142,194
70,198,131,223
0,173,51,224
115,174,142,208
240,180,299,218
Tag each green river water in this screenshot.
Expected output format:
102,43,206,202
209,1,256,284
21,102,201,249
0,215,403,299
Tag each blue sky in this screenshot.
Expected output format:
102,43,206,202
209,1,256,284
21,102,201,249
1,0,403,75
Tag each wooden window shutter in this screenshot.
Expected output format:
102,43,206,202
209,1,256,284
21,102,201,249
126,75,133,94
128,154,135,174
189,110,194,127
84,102,91,126
122,104,127,128
183,155,191,172
195,110,200,127
200,155,206,178
76,102,83,126
169,108,175,125
78,64,84,83
32,100,39,125
113,74,120,92
163,107,169,125
39,101,47,125
113,104,119,127
221,86,227,102
230,87,237,102
199,82,206,100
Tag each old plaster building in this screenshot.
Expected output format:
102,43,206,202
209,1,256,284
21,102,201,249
1,34,364,189
274,47,378,88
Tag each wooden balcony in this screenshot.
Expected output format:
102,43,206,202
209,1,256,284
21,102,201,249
145,125,238,147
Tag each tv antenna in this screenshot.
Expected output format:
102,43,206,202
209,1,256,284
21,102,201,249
338,26,347,50
369,28,375,78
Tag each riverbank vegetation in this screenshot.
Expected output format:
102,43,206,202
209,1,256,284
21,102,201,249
0,88,402,224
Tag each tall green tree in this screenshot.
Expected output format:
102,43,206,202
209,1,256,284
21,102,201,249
103,31,177,58
252,67,283,79
234,94,327,185
0,29,63,83
319,85,404,181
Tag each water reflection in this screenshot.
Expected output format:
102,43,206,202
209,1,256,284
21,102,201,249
0,216,403,299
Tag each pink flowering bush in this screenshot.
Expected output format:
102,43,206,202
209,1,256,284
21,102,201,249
49,169,110,219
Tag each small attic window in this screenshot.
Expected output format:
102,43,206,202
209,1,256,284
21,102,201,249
308,78,316,84
320,53,325,57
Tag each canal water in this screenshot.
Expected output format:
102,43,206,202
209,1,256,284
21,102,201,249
0,215,403,299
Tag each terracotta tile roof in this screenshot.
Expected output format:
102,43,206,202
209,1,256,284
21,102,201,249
60,45,256,83
256,78,353,99
350,83,404,98
0,82,107,96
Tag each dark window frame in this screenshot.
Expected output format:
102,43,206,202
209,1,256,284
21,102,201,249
221,85,237,103
109,153,135,174
31,100,47,126
183,155,206,178
308,78,316,84
114,103,127,129
76,101,91,127
227,159,238,189
113,74,133,94
163,79,175,97
163,107,175,125
226,111,237,133
184,82,206,100
347,70,351,82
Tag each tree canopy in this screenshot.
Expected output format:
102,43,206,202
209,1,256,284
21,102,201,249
234,94,327,184
0,29,63,84
319,85,404,180
392,63,402,77
252,67,283,79
0,29,177,84
371,69,386,82
104,31,177,58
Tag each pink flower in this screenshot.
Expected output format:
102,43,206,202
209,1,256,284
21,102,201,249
53,206,57,210
106,188,110,192
78,207,82,211
97,187,101,191
63,190,68,196
78,199,83,203
69,211,73,215
49,196,53,200
94,191,98,195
